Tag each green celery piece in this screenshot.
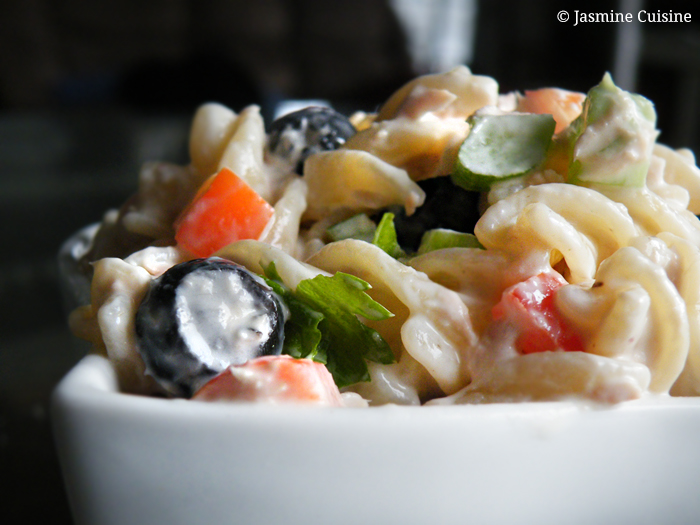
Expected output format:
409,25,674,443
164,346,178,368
327,213,377,243
372,212,407,259
417,229,484,254
262,262,395,388
452,113,556,191
565,72,657,188
295,272,395,388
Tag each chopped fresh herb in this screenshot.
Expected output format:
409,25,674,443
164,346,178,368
327,213,377,242
262,263,325,361
372,212,407,259
262,262,395,388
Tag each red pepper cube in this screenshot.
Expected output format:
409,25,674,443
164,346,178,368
175,167,274,257
492,272,585,355
193,355,343,406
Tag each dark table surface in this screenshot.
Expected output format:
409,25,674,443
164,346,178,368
0,109,191,524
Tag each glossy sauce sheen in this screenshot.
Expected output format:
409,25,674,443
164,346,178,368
175,271,277,368
135,259,284,397
266,106,356,174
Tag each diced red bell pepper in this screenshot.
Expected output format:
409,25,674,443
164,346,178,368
492,272,584,354
174,167,273,257
192,355,344,406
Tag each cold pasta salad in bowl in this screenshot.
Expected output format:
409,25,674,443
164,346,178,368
52,67,700,524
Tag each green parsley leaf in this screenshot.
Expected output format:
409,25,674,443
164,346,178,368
372,212,407,259
262,263,395,388
262,263,324,361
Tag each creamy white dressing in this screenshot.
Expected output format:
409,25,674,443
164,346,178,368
573,88,657,183
70,66,700,405
175,271,275,370
274,123,308,169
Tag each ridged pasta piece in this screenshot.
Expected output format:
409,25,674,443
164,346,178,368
188,102,240,181
430,349,652,404
302,150,425,221
342,114,471,181
513,203,598,284
557,246,689,393
349,354,442,406
409,247,513,335
600,186,700,247
648,233,700,396
69,246,187,394
375,65,499,121
423,248,686,402
215,105,277,203
486,169,565,206
340,66,498,181
476,183,638,284
421,236,690,401
652,143,700,214
646,153,691,212
258,177,308,257
217,239,322,288
306,239,477,397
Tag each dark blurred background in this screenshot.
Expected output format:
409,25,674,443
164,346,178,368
0,0,698,523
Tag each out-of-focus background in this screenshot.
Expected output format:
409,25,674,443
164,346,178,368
0,0,698,522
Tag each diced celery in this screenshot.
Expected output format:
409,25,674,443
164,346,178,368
327,213,377,242
452,113,556,191
372,212,406,259
565,73,657,188
417,229,484,254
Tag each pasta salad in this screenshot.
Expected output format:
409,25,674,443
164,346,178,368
68,67,700,407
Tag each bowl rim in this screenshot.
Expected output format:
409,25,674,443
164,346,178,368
52,353,700,418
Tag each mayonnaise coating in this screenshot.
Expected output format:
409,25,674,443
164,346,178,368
69,67,700,405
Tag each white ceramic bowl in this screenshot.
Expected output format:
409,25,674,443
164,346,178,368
51,354,700,525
